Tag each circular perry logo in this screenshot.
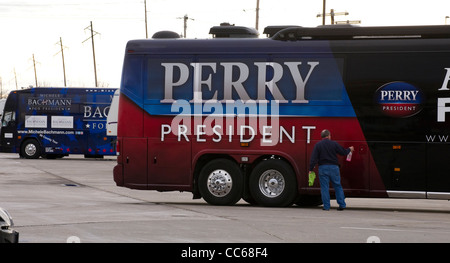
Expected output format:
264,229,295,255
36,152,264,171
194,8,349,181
375,81,424,118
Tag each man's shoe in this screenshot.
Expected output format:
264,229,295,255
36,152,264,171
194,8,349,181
337,207,345,211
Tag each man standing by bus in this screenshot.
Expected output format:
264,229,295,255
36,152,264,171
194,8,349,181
309,129,354,211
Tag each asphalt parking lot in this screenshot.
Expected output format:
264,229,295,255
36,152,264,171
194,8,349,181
1,152,450,244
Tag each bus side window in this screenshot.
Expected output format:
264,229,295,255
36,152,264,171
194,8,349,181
122,56,143,100
2,111,14,127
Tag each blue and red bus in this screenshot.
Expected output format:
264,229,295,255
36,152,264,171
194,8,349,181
0,87,117,159
114,25,450,206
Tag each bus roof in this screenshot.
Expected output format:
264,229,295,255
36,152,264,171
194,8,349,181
125,25,450,55
273,25,450,41
13,87,117,93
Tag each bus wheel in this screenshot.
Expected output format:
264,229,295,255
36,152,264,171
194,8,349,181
198,159,243,206
21,139,41,159
249,159,297,207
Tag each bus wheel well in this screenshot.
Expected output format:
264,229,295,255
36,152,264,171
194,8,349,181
249,155,292,171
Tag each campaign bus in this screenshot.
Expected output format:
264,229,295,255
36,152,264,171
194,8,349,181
113,25,450,207
0,87,117,159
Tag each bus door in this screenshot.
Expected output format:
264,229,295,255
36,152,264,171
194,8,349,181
0,94,18,153
370,143,426,196
1,110,17,152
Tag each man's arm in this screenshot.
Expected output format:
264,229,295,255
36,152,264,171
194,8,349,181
334,141,354,156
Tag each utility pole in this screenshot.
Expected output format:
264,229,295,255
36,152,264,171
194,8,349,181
177,14,194,38
83,21,100,87
322,0,326,25
13,68,18,90
255,0,260,31
56,37,67,87
145,0,148,38
317,9,349,25
32,54,38,87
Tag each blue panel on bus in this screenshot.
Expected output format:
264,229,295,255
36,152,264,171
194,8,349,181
121,51,356,118
1,87,117,157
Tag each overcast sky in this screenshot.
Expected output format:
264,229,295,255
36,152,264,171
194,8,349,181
1,0,450,94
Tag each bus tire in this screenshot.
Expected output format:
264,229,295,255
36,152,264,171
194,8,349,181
198,158,243,206
21,139,41,159
249,159,297,207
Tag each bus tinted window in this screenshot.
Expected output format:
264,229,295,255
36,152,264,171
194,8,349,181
2,111,15,127
121,56,143,102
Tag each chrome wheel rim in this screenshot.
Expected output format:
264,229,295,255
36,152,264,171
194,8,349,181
207,169,232,197
258,169,285,198
25,143,37,157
